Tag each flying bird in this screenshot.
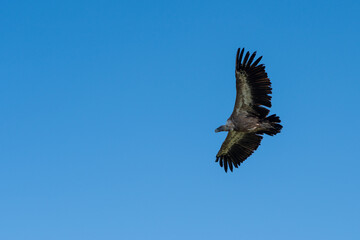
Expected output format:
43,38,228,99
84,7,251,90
215,48,282,172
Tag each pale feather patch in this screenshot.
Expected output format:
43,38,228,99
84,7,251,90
235,70,253,112
217,131,245,156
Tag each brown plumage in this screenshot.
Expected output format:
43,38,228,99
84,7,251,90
215,48,282,172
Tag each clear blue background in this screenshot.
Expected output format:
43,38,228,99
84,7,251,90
1,0,359,239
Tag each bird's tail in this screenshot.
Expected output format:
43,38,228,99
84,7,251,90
260,114,282,136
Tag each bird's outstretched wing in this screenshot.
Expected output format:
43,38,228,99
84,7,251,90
216,131,263,172
233,48,272,119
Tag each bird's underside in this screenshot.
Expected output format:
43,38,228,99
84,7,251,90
215,48,282,172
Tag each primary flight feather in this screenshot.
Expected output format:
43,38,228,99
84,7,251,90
215,48,282,172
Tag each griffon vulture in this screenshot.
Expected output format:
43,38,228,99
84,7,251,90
215,48,282,172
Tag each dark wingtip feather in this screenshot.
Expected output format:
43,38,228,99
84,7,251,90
228,160,233,172
237,48,245,70
251,56,262,67
235,48,240,69
246,51,257,69
242,51,250,68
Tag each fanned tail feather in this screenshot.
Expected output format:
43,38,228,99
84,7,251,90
261,114,282,136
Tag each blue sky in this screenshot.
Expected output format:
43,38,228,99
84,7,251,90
1,0,359,239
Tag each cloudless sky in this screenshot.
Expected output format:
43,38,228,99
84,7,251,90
1,0,360,239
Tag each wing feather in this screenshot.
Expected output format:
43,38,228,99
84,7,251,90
251,56,262,68
215,131,263,172
233,48,272,119
246,51,257,69
237,48,245,69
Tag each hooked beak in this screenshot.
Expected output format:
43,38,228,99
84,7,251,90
215,126,225,133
